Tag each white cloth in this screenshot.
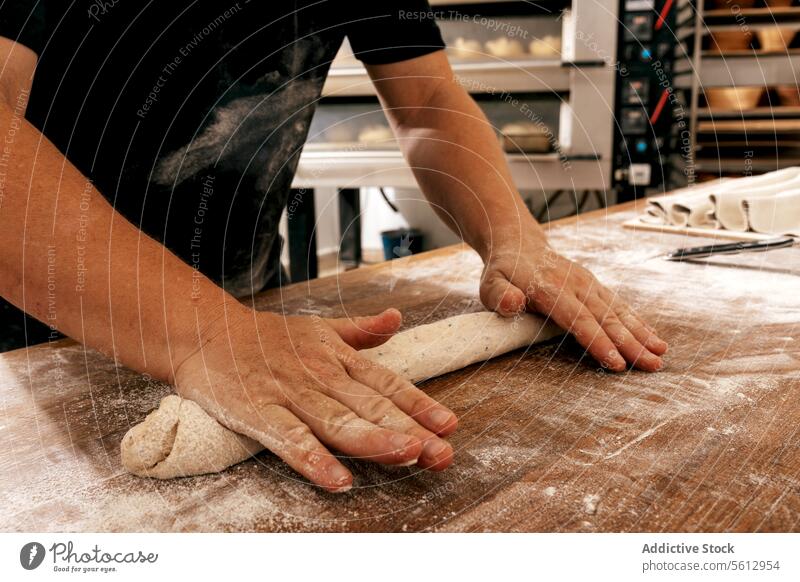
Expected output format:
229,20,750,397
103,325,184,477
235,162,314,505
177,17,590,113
643,167,800,236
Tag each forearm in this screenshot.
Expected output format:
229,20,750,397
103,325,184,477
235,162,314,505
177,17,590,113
0,102,246,382
391,80,547,259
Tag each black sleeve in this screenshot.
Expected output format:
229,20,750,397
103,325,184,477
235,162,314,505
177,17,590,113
0,1,47,56
345,0,445,65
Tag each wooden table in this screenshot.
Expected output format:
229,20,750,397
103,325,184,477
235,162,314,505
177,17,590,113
1,201,798,532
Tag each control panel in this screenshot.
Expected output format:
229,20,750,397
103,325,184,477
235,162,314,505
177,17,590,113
613,0,678,201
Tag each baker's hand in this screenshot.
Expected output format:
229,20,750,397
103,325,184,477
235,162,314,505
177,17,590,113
173,306,457,492
479,234,668,372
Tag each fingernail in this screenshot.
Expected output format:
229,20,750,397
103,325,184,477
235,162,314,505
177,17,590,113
606,349,625,368
395,458,419,467
424,439,449,459
429,409,453,428
329,464,351,489
391,434,415,452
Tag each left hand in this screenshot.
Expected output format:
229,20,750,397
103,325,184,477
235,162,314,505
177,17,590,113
173,305,457,491
479,234,668,372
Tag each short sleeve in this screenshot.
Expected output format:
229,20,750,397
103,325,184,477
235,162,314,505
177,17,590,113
0,1,47,56
345,0,445,65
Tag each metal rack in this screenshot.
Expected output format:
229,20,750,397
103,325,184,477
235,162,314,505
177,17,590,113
288,0,621,279
673,0,800,181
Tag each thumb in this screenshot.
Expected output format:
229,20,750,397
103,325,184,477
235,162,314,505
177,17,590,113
325,308,403,350
480,270,527,317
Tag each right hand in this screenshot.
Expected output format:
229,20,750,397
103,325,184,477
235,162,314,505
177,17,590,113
173,305,458,492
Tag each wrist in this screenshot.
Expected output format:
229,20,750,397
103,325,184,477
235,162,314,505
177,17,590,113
167,296,254,384
477,217,549,263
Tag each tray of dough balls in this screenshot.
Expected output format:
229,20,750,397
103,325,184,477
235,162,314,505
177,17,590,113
330,14,563,66
305,96,562,154
482,96,562,154
304,103,398,151
441,14,562,63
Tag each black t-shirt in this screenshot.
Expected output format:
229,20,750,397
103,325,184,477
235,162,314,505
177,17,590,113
0,0,444,349
1,0,444,294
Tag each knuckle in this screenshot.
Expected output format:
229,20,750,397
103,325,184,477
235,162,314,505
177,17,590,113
573,312,596,327
324,409,359,438
385,373,412,399
541,275,563,292
281,423,314,447
614,301,634,317
612,334,628,347
371,366,409,397
611,306,630,322
605,326,630,346
337,346,363,369
409,392,434,418
351,355,380,375
599,311,620,326
362,395,396,422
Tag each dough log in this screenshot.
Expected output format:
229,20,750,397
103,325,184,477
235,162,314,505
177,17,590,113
121,311,561,478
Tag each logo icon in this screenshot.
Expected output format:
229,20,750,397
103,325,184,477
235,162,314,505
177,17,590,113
387,231,416,293
20,542,46,570
393,232,414,260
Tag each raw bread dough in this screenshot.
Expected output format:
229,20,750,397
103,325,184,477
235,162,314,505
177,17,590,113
357,125,393,144
500,122,547,136
120,395,263,479
450,37,483,59
362,310,561,384
529,35,561,58
322,124,355,144
485,37,526,59
121,312,561,479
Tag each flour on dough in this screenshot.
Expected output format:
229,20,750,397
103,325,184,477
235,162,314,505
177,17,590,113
121,312,561,479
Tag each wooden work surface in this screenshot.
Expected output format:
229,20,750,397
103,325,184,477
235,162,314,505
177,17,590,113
1,200,798,532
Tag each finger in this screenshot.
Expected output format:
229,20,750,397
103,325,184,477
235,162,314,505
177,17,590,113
286,387,424,465
250,405,353,493
598,291,669,356
326,308,403,350
480,270,527,317
616,308,668,356
536,291,627,372
344,357,458,436
320,376,453,471
342,360,456,471
585,295,663,372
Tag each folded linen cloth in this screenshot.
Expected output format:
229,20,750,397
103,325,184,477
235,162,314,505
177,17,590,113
643,167,800,236
642,178,728,229
744,189,800,236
